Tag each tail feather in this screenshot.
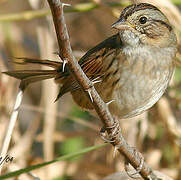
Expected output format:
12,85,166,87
3,57,63,90
3,70,57,80
14,57,61,69
19,73,56,90
3,57,77,99
3,70,57,90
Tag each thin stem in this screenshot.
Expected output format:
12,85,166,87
0,2,126,22
0,1,180,22
0,90,23,173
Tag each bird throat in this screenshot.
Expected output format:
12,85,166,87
120,30,140,46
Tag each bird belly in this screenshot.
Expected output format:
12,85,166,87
108,63,174,118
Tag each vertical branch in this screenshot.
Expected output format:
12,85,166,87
47,0,114,130
46,0,158,179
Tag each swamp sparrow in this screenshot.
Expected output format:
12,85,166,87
4,3,177,119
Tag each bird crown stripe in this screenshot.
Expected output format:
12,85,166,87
122,3,160,20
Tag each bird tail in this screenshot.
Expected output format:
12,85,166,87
3,57,62,90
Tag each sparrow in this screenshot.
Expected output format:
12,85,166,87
3,3,177,119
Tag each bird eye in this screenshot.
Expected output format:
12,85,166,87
139,16,147,24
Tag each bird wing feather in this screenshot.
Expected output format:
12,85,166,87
56,34,122,99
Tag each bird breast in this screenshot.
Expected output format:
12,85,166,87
103,45,175,118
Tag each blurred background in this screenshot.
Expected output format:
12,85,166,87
0,0,181,179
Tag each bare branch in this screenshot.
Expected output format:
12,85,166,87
46,0,158,179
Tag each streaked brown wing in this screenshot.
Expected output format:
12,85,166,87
81,48,116,77
56,33,122,99
79,33,122,76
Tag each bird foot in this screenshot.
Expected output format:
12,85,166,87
100,120,121,143
124,149,144,179
100,127,115,143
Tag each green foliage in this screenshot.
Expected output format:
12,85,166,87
175,68,181,83
60,137,85,161
155,124,165,140
0,144,107,179
70,106,91,120
162,143,176,166
174,68,181,96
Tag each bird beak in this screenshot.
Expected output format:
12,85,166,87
112,20,134,30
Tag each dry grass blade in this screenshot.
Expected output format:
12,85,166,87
0,90,23,173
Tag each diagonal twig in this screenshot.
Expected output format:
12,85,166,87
46,0,159,179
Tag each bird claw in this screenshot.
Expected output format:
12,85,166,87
100,127,115,143
110,120,120,137
100,122,123,159
125,149,144,179
99,121,121,143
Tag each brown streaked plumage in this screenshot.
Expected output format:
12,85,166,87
119,3,159,21
3,3,177,118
